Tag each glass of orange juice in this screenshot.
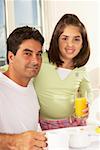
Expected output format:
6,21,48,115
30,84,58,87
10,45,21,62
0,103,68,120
75,97,87,118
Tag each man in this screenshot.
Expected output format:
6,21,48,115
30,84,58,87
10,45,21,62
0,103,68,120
0,26,47,150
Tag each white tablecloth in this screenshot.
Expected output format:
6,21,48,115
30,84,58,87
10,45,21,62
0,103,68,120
70,138,100,150
46,125,100,150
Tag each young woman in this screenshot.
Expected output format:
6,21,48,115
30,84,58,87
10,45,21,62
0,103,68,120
34,14,93,130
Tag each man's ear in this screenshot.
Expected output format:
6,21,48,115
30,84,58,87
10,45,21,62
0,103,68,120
8,51,15,64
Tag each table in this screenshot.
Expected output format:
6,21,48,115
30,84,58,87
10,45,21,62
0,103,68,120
69,138,100,150
46,125,100,150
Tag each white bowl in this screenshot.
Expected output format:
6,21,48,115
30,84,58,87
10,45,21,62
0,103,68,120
69,131,91,148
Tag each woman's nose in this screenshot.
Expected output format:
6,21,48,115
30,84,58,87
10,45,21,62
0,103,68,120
67,39,73,46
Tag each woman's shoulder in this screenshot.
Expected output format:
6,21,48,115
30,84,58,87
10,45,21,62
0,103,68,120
42,51,49,63
0,64,8,72
75,66,90,80
75,66,87,72
74,66,88,77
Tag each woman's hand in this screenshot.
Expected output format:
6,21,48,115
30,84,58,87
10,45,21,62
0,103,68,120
82,102,89,118
69,102,89,126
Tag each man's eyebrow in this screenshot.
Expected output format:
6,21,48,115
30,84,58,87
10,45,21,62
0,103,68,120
39,50,43,53
23,49,33,52
23,48,42,53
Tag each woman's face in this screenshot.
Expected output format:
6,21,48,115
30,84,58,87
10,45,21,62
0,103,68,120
58,25,83,62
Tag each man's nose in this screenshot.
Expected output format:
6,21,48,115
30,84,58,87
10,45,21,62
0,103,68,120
31,55,39,64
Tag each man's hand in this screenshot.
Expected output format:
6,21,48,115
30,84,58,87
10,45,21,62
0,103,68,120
8,130,47,150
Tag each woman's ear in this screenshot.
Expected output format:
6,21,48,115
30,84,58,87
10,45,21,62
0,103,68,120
8,51,15,64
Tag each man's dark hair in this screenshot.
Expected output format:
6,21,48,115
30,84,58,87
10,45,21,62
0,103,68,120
7,26,44,64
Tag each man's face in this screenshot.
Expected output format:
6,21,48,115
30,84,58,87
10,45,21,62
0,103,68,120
9,39,42,79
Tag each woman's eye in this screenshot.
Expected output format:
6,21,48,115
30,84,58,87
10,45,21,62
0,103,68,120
63,38,67,40
74,38,80,41
62,37,68,41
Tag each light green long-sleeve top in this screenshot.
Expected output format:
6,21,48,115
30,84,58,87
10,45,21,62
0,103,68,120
34,52,93,120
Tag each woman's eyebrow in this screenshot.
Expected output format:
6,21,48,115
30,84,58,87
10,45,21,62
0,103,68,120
61,35,81,38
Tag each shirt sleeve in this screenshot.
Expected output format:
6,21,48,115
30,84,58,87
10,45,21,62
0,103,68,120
78,70,93,104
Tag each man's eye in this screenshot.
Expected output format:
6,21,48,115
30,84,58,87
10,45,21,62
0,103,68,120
37,53,42,56
25,52,31,56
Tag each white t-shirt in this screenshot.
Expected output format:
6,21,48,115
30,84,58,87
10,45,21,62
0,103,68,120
0,72,40,134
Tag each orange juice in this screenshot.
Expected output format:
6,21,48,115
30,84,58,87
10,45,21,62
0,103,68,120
95,126,100,134
75,97,87,118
